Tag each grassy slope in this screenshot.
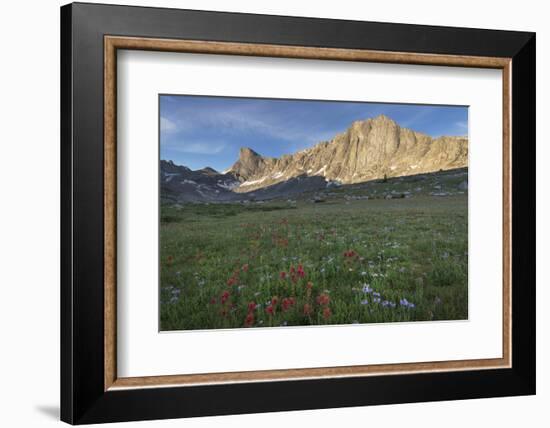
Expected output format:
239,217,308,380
160,191,468,331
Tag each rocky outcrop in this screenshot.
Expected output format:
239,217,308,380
229,148,267,181
160,160,240,203
228,115,468,192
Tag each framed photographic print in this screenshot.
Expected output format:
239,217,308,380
60,2,536,424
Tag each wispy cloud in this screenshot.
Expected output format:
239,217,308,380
163,100,345,146
397,107,434,131
455,121,468,130
167,141,227,155
160,116,177,132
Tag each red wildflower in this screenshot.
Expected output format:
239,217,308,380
343,250,356,258
280,271,287,280
297,264,305,278
316,293,330,306
265,305,274,315
303,303,312,316
247,301,257,312
244,312,255,327
281,297,295,312
226,276,237,287
271,296,279,306
221,291,230,304
242,264,249,273
281,298,289,311
209,297,217,305
322,307,332,319
305,282,313,298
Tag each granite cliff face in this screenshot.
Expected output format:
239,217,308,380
228,115,468,192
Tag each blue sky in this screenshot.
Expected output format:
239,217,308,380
160,95,468,172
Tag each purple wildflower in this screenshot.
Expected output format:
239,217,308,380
400,298,415,309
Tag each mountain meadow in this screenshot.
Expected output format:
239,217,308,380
159,115,468,331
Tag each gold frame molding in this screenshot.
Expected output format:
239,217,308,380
104,35,512,391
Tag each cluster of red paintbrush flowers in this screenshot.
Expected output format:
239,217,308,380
210,261,334,327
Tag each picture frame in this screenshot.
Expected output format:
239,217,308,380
60,2,535,424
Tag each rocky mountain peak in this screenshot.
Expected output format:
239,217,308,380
160,159,191,174
198,166,219,176
239,147,260,157
228,114,467,192
239,147,261,159
371,113,394,123
230,147,266,181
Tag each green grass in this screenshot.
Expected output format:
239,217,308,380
160,195,468,330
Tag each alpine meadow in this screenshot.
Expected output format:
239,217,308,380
159,95,468,331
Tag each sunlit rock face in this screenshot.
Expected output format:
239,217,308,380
228,114,468,192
